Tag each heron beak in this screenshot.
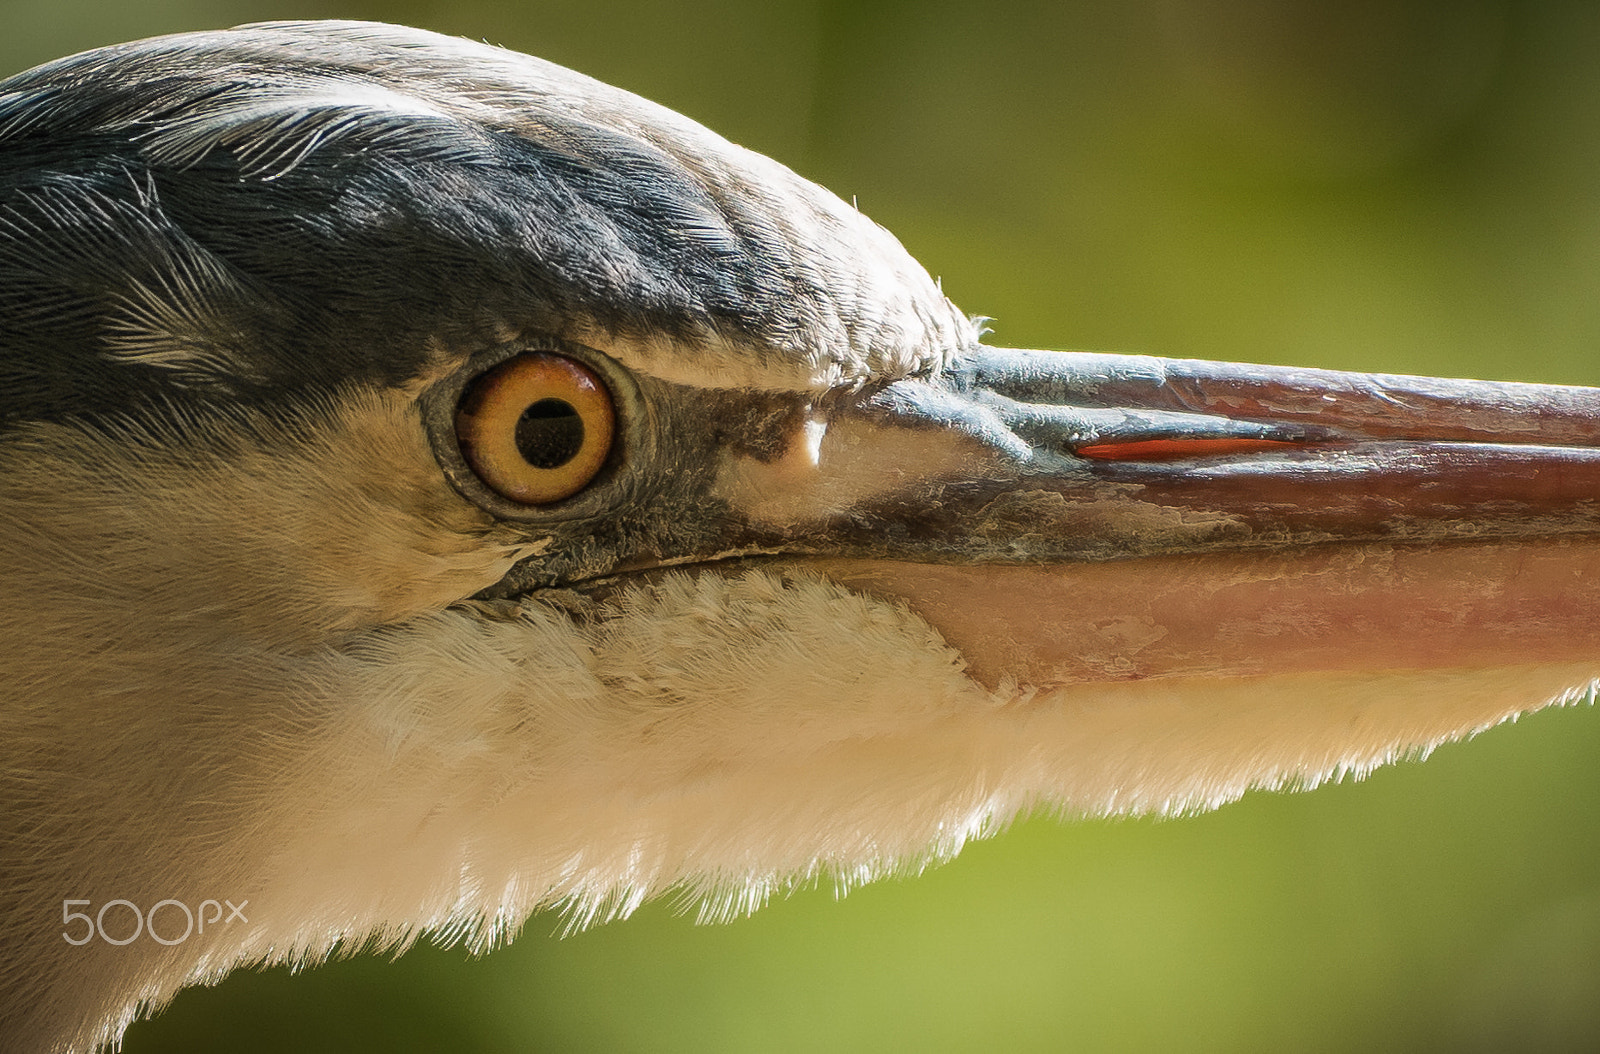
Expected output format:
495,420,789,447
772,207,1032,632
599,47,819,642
727,346,1600,692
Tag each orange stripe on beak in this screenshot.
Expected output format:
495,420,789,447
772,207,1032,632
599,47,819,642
1074,437,1308,461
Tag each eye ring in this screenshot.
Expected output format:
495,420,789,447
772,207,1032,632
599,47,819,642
454,352,616,505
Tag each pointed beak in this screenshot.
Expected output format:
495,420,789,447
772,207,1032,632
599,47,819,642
841,346,1600,562
721,346,1600,693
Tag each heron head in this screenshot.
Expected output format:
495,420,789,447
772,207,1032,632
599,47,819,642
2,21,1597,1052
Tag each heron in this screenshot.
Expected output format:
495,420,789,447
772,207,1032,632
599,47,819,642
2,19,1598,1052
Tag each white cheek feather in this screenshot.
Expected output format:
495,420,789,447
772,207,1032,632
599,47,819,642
247,569,1592,965
263,570,996,946
10,546,1591,1052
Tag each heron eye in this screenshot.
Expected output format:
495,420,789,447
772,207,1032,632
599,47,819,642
454,353,616,505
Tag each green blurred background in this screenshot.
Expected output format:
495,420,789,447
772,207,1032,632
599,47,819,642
9,1,1600,1050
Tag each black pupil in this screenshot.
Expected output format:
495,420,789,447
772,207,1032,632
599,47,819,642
515,399,584,469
